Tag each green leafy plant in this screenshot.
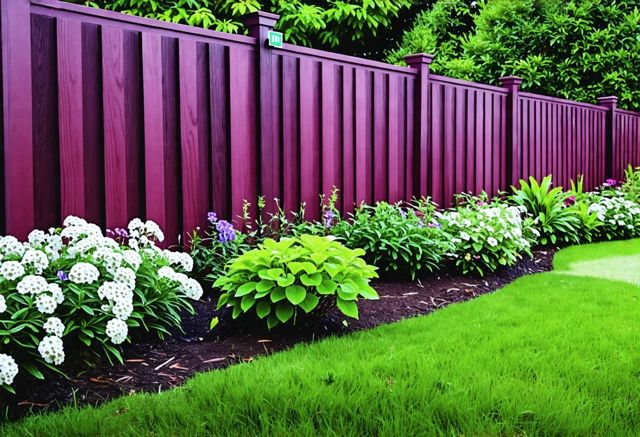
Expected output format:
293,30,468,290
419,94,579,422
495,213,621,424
569,176,601,243
214,235,378,328
621,165,640,203
331,201,452,279
587,191,640,241
438,198,535,276
511,175,581,246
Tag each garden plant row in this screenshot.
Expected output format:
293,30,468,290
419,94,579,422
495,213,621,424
1,166,640,396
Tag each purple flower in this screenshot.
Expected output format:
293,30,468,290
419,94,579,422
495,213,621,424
428,221,441,229
115,227,129,239
323,210,335,228
207,211,218,223
564,195,576,206
216,220,236,243
399,209,407,219
604,178,620,187
57,270,68,281
417,220,424,228
476,201,487,206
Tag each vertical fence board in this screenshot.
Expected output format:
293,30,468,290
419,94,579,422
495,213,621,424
354,69,371,204
209,44,230,220
299,59,321,218
282,55,299,215
341,66,355,213
387,75,401,203
373,72,388,201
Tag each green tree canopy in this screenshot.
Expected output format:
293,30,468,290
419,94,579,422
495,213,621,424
388,0,640,110
75,0,431,58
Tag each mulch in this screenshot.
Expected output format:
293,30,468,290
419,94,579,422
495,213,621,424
1,249,555,420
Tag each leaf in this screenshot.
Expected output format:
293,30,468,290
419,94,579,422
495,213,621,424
241,294,256,311
266,314,279,329
270,287,286,303
285,285,307,305
316,279,337,295
256,301,271,319
275,301,294,323
256,280,274,293
22,363,44,380
235,282,257,297
300,273,322,286
298,294,319,313
336,298,359,319
209,317,219,330
276,273,295,287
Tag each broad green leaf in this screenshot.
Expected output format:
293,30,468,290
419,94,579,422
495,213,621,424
300,273,322,286
235,281,257,297
275,301,294,323
209,317,219,330
256,279,274,293
316,279,337,295
270,287,286,303
285,285,307,305
256,301,271,319
277,273,295,287
241,294,256,311
298,293,319,313
336,298,359,319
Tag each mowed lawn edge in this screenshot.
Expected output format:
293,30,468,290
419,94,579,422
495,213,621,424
3,242,640,436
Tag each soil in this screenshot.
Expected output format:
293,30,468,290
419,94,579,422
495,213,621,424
2,249,555,420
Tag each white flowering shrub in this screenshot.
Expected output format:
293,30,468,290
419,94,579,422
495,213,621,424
0,217,202,391
438,199,537,276
587,191,640,241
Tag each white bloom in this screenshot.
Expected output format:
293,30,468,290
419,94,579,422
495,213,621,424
28,230,47,247
121,251,142,271
38,335,65,365
16,275,48,295
48,283,65,304
0,236,26,257
0,261,25,281
164,251,194,272
0,295,6,313
63,215,88,227
112,300,134,320
0,353,19,385
144,220,165,242
68,262,100,284
113,267,136,290
35,294,57,314
43,317,65,337
487,237,498,247
180,278,203,300
158,266,177,280
97,281,132,302
21,249,49,274
128,218,145,233
460,231,471,241
106,318,128,345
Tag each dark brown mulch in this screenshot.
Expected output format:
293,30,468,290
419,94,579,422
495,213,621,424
2,249,555,420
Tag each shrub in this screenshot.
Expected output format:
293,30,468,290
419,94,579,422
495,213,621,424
438,199,536,276
331,201,452,279
0,217,202,391
214,235,378,329
511,175,581,246
587,191,640,241
621,165,640,203
568,176,601,243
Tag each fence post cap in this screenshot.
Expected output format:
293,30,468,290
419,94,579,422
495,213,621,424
597,96,618,105
499,76,523,86
242,11,280,29
404,53,434,67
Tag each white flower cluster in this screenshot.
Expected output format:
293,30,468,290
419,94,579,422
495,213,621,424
588,191,640,238
158,266,203,300
0,215,202,386
0,353,18,386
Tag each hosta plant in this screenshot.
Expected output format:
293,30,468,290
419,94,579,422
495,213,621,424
438,200,536,276
214,235,378,328
0,217,202,391
587,191,640,241
331,201,453,279
511,175,581,246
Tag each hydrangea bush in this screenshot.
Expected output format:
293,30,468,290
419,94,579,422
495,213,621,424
438,199,537,276
0,217,202,391
587,191,640,241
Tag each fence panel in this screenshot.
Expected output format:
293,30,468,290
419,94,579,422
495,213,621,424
518,93,607,189
613,109,640,180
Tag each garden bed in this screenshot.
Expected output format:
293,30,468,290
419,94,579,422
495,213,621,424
3,249,554,420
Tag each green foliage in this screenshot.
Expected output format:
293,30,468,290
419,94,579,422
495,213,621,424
621,164,640,203
331,201,452,279
438,196,535,276
511,175,581,246
76,0,413,55
390,0,640,110
214,235,378,328
586,191,640,241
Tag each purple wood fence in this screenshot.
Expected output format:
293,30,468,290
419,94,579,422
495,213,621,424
1,0,640,243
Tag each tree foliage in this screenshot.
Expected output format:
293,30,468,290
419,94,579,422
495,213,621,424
74,0,422,57
388,0,640,110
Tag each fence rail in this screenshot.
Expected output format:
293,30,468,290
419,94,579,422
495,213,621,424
1,0,640,243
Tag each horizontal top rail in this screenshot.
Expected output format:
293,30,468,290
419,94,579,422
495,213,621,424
31,0,256,46
278,43,417,76
430,74,508,94
520,91,607,112
616,108,640,117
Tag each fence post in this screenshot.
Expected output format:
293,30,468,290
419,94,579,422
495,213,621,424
243,11,280,216
499,76,523,186
1,0,34,238
597,96,618,179
404,53,433,199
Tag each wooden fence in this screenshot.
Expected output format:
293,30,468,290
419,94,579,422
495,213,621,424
1,0,639,243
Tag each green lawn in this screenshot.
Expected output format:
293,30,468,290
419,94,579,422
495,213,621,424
4,240,640,436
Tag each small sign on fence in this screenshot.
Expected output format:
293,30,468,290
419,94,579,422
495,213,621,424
267,31,283,48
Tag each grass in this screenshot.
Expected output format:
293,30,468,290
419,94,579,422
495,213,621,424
3,240,640,436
